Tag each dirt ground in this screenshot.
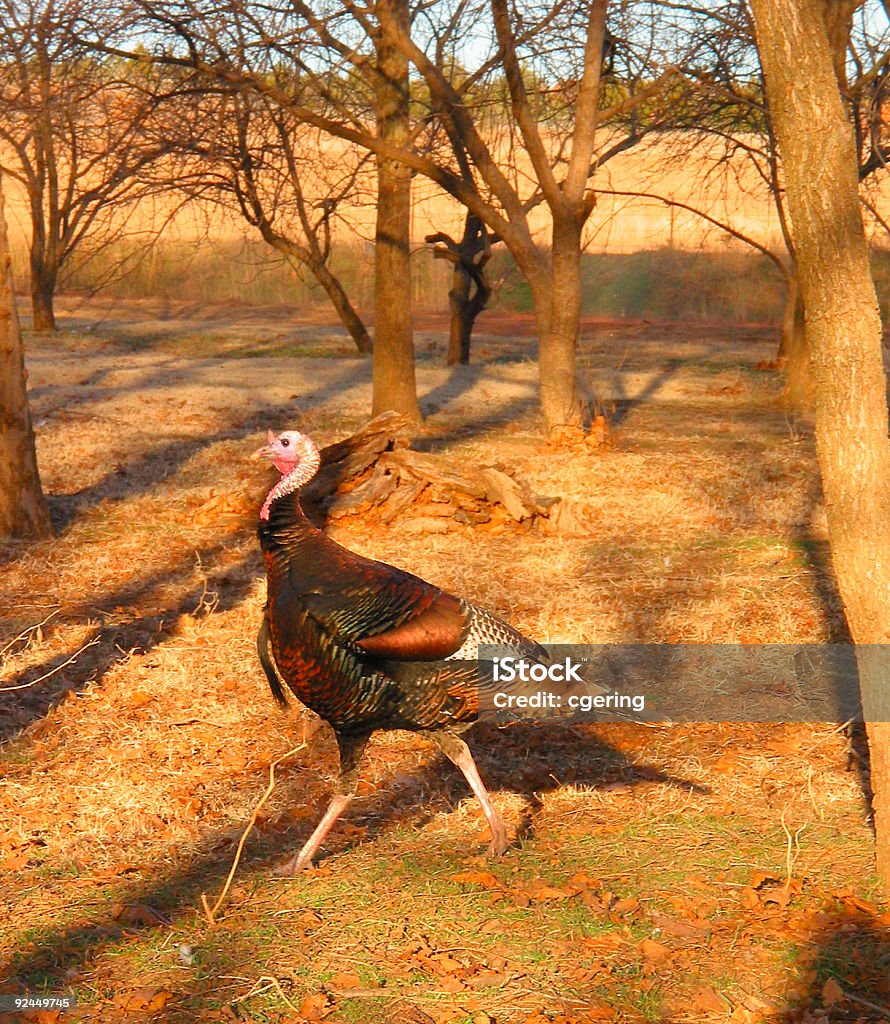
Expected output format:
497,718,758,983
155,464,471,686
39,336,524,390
1,297,888,1024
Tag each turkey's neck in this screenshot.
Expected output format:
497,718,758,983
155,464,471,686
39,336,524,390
259,448,325,559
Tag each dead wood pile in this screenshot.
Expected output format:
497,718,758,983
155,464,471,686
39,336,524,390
302,412,560,534
191,412,585,534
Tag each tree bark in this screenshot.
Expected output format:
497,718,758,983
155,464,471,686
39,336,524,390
428,214,492,366
750,0,890,886
312,258,373,355
371,0,420,421
538,213,584,429
447,265,473,366
30,273,57,332
0,172,51,538
778,273,810,407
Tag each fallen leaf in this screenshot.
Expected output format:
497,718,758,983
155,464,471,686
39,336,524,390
115,987,173,1014
689,985,725,1012
300,992,332,1021
639,938,671,961
451,871,501,889
610,897,640,914
524,880,574,901
649,911,710,939
0,852,30,872
750,870,780,889
821,978,844,1006
112,903,170,928
329,972,362,989
739,887,760,910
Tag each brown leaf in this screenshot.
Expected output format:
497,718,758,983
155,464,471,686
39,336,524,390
739,887,760,910
761,886,793,909
610,897,639,914
649,912,710,939
300,992,332,1021
112,902,170,928
689,985,725,1012
821,978,844,1007
750,870,780,889
0,852,30,872
524,880,574,902
451,870,501,889
638,938,671,961
438,976,465,993
115,987,173,1014
329,972,362,989
430,954,464,975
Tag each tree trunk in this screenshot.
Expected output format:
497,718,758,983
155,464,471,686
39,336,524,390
30,265,57,333
311,259,372,355
371,0,420,421
778,273,810,408
750,0,890,886
537,214,583,431
0,173,51,538
447,265,473,366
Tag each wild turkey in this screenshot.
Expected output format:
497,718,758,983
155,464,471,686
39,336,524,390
254,428,622,875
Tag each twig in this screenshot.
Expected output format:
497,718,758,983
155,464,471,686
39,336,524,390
0,610,59,661
801,719,855,757
231,975,303,1014
201,740,307,925
846,991,890,1016
780,804,808,889
0,635,100,692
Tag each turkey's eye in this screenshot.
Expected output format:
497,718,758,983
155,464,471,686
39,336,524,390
281,438,290,448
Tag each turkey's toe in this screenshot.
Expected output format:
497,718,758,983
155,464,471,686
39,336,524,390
487,828,509,857
273,853,311,877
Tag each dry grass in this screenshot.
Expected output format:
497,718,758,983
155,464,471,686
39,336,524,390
0,301,887,1023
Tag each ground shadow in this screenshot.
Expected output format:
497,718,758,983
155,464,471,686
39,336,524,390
0,540,260,742
0,718,702,1010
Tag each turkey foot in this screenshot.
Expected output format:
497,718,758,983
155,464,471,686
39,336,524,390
275,793,353,877
486,820,510,857
429,732,511,856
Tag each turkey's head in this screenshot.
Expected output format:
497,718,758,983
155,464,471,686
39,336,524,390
255,429,322,520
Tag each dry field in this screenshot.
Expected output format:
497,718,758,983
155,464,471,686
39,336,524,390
1,297,888,1024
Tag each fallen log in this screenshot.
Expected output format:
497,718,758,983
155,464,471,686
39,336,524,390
199,413,562,534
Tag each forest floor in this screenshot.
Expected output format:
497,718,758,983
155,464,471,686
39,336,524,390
0,297,888,1024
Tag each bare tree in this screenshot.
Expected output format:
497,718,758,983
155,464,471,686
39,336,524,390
749,0,890,885
426,213,493,366
608,1,890,406
0,170,50,539
0,0,178,330
109,0,681,432
175,88,373,354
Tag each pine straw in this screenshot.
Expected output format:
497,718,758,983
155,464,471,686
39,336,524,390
0,317,884,1023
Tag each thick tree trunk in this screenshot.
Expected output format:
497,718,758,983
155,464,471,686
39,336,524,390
312,259,372,355
750,0,890,886
778,274,810,407
30,266,57,333
537,215,583,431
447,266,473,366
371,0,420,421
0,175,51,538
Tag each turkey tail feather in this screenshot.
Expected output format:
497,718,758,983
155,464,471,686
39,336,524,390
258,610,289,708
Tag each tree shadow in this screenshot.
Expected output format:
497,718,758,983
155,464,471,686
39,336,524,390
0,717,703,1008
765,906,890,1022
0,540,261,742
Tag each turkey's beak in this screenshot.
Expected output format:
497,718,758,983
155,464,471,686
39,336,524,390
252,430,278,460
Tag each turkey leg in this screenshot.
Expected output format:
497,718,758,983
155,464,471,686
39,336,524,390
276,733,369,876
430,732,509,856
